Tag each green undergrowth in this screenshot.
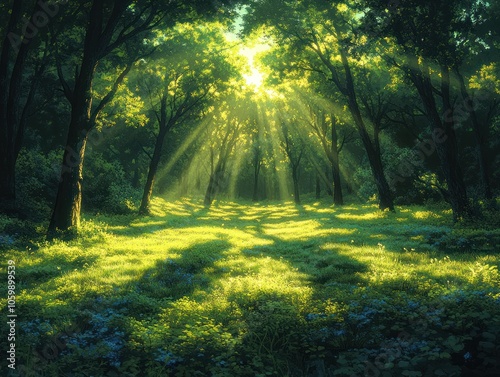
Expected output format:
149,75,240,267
1,198,499,376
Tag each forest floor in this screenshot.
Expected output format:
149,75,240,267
1,198,500,376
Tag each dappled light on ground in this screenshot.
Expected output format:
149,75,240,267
2,198,499,376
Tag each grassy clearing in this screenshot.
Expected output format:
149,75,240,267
1,198,500,376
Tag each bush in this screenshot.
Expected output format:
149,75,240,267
16,147,61,219
83,153,141,214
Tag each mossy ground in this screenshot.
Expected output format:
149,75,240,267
1,197,499,376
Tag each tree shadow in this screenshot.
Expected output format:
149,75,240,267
16,253,99,287
130,238,232,303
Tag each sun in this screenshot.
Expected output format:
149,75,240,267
239,44,269,90
243,66,264,88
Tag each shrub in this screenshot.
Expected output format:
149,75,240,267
83,153,141,214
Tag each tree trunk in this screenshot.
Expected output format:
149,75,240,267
0,151,16,213
204,164,223,207
292,166,300,204
0,0,37,213
410,66,471,221
48,131,88,236
324,166,333,196
347,95,393,211
456,70,492,200
204,174,216,207
315,174,321,199
252,162,260,202
339,48,393,211
331,118,343,205
332,164,343,205
139,126,168,214
48,46,97,235
132,160,140,188
440,66,471,220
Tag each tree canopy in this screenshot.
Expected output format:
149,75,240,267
0,0,498,230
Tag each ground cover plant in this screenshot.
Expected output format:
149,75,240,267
1,197,499,376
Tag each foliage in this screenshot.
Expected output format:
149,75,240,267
16,148,61,219
83,153,142,214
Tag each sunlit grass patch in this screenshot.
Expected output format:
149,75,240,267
335,211,385,221
1,198,499,376
412,210,445,220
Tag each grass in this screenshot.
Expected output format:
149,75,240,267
1,197,500,376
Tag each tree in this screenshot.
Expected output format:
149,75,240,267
138,23,237,214
47,0,247,236
244,0,395,210
248,113,265,202
300,103,353,205
280,119,305,204
202,94,252,207
362,0,496,219
0,0,51,213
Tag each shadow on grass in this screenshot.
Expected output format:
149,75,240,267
6,198,500,376
132,238,232,302
17,254,99,286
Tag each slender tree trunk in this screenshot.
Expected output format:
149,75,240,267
410,66,471,221
456,70,492,200
292,165,300,204
139,126,168,214
204,174,216,207
0,0,37,213
331,118,343,205
440,66,471,220
0,152,16,213
132,160,140,188
252,162,260,202
315,174,321,199
324,166,333,196
339,48,393,211
332,165,342,205
204,163,223,207
0,1,21,209
348,98,393,211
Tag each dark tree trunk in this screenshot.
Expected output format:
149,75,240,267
324,166,333,196
339,48,393,211
48,132,88,236
204,120,241,208
315,174,321,199
204,163,223,207
0,0,21,212
292,166,300,204
48,1,106,236
48,0,149,237
139,126,168,214
330,118,343,205
204,174,216,207
281,127,303,205
252,162,260,202
0,153,16,213
410,66,471,221
48,43,97,236
132,161,140,189
332,165,342,205
456,70,492,200
0,0,40,213
440,66,471,220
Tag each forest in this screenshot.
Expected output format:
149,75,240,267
0,0,499,376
